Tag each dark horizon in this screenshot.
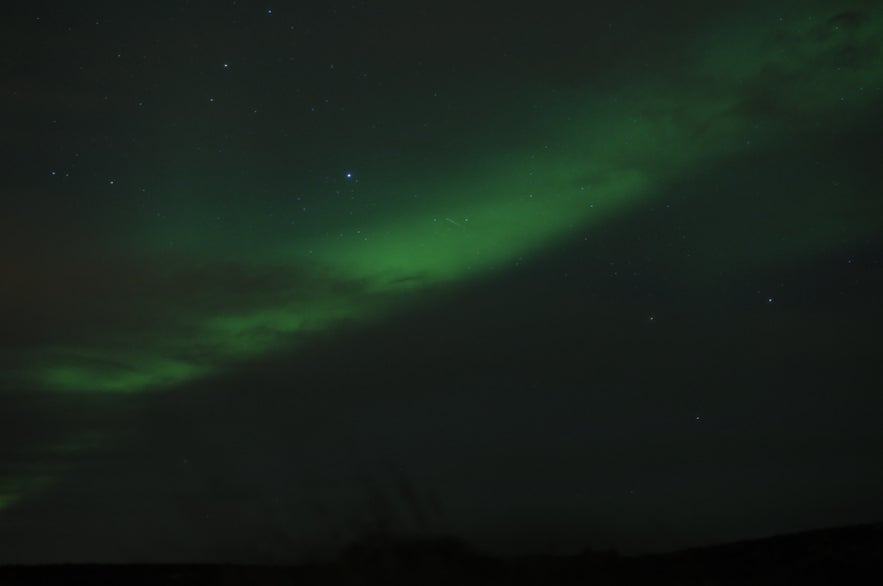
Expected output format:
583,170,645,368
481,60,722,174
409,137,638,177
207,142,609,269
1,521,881,586
2,0,882,565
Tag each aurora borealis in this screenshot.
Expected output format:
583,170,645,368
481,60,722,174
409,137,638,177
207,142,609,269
2,0,883,563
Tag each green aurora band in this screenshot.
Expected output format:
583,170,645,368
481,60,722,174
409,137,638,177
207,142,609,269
2,1,883,517
15,2,883,397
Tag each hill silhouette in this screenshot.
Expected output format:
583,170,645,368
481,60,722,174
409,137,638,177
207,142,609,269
1,521,881,585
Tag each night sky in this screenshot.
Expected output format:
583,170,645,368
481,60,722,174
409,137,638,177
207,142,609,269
2,0,883,564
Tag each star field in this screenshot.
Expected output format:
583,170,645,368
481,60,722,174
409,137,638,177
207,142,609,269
1,0,882,564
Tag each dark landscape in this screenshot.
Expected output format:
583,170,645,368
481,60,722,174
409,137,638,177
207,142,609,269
2,522,881,585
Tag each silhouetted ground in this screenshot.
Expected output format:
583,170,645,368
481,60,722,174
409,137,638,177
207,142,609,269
2,522,881,585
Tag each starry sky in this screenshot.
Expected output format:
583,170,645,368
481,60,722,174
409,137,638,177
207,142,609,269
2,0,883,564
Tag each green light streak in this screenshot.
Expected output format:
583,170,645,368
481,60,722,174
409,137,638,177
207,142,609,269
0,432,105,516
314,168,651,289
36,352,207,394
17,2,883,395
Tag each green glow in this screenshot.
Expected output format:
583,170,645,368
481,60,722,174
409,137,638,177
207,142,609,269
0,494,17,512
695,4,883,115
0,476,54,513
17,2,883,395
0,433,103,513
36,351,208,394
199,300,365,356
314,168,651,288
